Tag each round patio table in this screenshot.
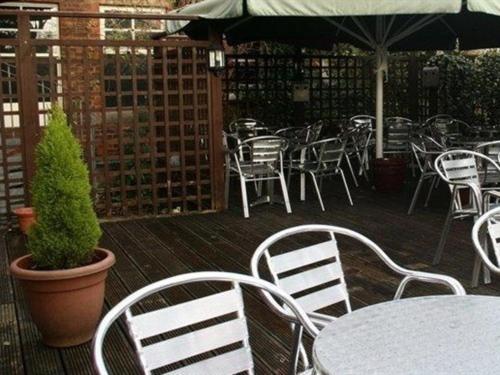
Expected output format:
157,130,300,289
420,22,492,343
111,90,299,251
313,295,500,375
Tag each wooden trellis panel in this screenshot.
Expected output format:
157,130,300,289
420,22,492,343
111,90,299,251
223,53,430,130
0,12,221,224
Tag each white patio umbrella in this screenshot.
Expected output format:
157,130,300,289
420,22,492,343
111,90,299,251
166,0,500,157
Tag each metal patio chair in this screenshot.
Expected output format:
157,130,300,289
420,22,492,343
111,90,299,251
288,138,353,210
383,117,413,156
407,134,445,215
472,206,500,280
250,224,466,369
475,140,500,187
341,118,373,183
92,272,320,375
231,136,291,218
228,118,268,140
433,150,500,286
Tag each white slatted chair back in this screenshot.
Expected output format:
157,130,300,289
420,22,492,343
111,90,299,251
229,118,268,140
92,272,319,375
312,138,345,172
475,141,500,185
235,136,287,175
251,226,355,319
435,150,500,210
252,225,466,323
472,207,500,276
384,117,412,153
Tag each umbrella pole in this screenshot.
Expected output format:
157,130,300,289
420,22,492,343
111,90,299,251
375,63,384,158
375,47,387,159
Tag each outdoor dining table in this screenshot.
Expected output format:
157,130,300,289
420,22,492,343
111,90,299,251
313,295,500,375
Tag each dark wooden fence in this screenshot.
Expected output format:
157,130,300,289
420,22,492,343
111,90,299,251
0,11,224,225
223,53,432,132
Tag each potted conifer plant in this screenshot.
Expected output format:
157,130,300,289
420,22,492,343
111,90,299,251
10,105,115,347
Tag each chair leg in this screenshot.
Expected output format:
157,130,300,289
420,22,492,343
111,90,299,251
224,164,230,209
287,163,293,189
472,253,482,288
424,175,437,208
433,200,454,265
345,155,359,187
240,177,250,218
300,171,306,201
345,154,359,187
288,324,309,375
339,169,354,206
407,174,425,215
278,172,292,214
309,172,325,211
482,235,492,285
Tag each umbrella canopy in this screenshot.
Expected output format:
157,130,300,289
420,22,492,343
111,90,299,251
167,0,500,157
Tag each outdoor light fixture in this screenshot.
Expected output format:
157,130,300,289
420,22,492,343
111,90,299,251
208,47,225,73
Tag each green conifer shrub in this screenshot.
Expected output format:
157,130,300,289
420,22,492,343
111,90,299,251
28,104,102,269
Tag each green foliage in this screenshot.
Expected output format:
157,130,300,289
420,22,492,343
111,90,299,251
28,104,102,270
428,51,500,124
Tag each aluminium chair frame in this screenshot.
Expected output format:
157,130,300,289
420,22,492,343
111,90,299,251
92,272,320,375
232,136,291,218
433,150,500,286
407,136,445,215
250,224,466,371
472,206,500,277
288,137,353,210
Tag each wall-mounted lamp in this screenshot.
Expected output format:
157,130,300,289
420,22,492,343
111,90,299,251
208,47,225,73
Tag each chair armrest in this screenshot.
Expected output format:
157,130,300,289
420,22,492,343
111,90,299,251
393,270,466,300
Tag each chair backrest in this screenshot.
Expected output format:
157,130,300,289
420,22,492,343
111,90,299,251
275,126,309,145
410,134,444,173
229,118,268,139
251,225,352,319
472,207,500,275
235,136,287,170
306,120,324,143
350,115,375,130
251,225,432,320
306,138,345,172
434,150,481,188
92,272,319,375
384,117,412,152
434,150,500,209
475,141,500,185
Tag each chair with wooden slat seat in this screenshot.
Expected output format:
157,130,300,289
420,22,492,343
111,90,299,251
433,150,500,286
250,224,465,369
92,272,319,375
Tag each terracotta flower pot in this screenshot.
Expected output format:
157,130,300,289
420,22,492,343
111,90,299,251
374,158,407,193
10,248,115,347
14,207,36,234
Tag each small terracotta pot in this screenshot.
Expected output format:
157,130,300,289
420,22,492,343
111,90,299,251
10,248,115,347
14,207,36,234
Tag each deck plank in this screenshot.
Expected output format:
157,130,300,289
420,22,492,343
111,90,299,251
3,181,500,374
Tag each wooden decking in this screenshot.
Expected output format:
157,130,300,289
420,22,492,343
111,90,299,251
2,180,500,375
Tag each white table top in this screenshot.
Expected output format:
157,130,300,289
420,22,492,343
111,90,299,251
313,295,500,375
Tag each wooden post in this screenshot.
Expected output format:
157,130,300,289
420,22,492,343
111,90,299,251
208,28,225,211
408,53,419,121
17,14,41,205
